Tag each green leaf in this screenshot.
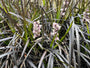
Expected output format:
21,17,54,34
56,9,60,22
53,44,58,49
28,23,33,40
86,22,90,39
7,22,15,33
50,34,57,48
60,21,73,43
43,0,45,6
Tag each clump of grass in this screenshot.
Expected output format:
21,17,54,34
0,0,90,68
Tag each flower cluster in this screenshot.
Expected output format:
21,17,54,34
83,8,90,22
33,21,61,41
33,20,42,38
50,22,61,40
60,0,69,16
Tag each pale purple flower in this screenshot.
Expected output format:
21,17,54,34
66,2,69,5
60,9,64,12
50,22,61,41
63,1,66,5
55,37,59,41
33,20,42,38
83,8,90,22
83,12,86,15
53,22,61,30
63,1,69,6
61,0,70,17
87,13,90,15
65,8,67,11
61,12,65,16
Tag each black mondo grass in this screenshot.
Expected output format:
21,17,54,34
0,0,90,68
